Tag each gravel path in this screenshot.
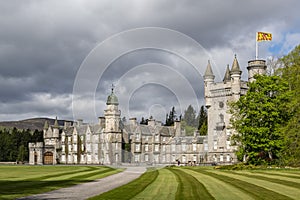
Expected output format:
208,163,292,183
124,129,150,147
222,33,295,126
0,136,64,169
19,167,146,200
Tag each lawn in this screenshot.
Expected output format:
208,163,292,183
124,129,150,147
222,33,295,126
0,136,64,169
0,165,122,199
91,166,300,200
1,165,300,200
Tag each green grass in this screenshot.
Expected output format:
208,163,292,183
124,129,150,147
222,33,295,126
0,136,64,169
90,168,158,200
0,165,122,200
167,167,214,200
132,168,178,200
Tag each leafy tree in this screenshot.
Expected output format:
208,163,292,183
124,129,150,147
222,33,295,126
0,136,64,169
230,75,291,165
279,44,300,166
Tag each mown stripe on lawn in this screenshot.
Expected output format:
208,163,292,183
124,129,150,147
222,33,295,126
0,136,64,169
195,169,292,200
89,169,158,200
208,170,299,200
132,168,178,200
183,168,254,200
167,168,214,200
232,171,300,186
0,166,117,199
253,171,300,179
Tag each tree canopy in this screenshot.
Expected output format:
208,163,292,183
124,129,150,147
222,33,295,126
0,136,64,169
230,44,300,166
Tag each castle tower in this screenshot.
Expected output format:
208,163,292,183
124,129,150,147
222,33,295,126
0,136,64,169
103,87,122,165
203,60,215,108
247,59,267,82
230,55,242,101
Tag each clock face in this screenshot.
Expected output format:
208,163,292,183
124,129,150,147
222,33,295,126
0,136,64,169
219,101,224,108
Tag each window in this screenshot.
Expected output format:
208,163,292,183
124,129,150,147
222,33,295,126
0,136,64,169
182,155,186,163
227,154,231,162
163,137,166,142
193,155,197,162
226,129,231,136
213,154,217,162
62,145,65,152
204,143,208,151
182,143,186,151
86,143,91,152
94,144,98,154
172,155,176,162
162,155,166,162
155,135,159,142
220,154,223,162
136,133,140,140
154,154,159,162
213,141,217,150
134,154,139,162
162,145,166,152
226,140,230,149
115,143,118,150
155,144,159,152
193,143,197,151
135,144,140,151
145,144,149,152
172,144,176,152
145,154,149,162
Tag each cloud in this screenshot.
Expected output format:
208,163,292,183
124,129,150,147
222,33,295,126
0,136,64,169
0,0,299,121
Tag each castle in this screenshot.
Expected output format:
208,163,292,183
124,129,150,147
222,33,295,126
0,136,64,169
29,56,266,165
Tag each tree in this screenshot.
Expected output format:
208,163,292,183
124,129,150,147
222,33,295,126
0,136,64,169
165,106,176,126
230,75,291,165
183,105,196,127
279,44,300,166
197,105,207,135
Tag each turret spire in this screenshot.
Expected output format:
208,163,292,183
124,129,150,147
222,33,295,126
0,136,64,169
43,120,49,130
204,60,215,79
53,116,59,128
231,54,242,73
223,64,231,83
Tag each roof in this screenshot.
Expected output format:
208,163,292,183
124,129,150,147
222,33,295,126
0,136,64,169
106,88,119,105
231,55,242,74
223,64,231,83
204,60,215,79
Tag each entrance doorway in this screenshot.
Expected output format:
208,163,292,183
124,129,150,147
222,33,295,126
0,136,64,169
44,152,53,165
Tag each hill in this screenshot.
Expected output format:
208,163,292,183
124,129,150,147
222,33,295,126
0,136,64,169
0,118,69,131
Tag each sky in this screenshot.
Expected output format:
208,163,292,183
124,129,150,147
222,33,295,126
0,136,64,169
0,0,299,123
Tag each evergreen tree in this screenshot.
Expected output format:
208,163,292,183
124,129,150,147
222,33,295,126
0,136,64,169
165,106,176,126
183,105,196,127
197,105,207,134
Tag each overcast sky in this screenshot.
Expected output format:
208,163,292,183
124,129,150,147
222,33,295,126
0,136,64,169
0,0,299,123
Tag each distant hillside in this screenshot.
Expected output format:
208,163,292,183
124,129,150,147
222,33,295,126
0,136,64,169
0,118,71,131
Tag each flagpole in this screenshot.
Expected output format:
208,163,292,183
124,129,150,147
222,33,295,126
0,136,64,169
255,32,258,60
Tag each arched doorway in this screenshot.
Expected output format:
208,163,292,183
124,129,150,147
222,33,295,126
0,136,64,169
44,152,53,165
34,152,38,165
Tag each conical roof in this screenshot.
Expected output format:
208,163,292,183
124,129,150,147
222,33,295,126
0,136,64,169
44,120,49,130
106,87,119,105
223,64,231,83
231,54,241,73
53,117,59,128
204,60,215,79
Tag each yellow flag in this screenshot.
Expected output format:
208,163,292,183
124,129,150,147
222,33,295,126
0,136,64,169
257,32,272,42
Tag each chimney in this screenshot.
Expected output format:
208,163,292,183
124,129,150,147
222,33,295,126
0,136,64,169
174,120,182,137
77,119,83,126
129,118,137,126
98,117,105,127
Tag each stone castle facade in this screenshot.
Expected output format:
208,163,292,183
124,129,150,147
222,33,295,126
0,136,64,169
29,56,266,165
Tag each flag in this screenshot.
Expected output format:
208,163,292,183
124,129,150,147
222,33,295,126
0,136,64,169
257,32,272,42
